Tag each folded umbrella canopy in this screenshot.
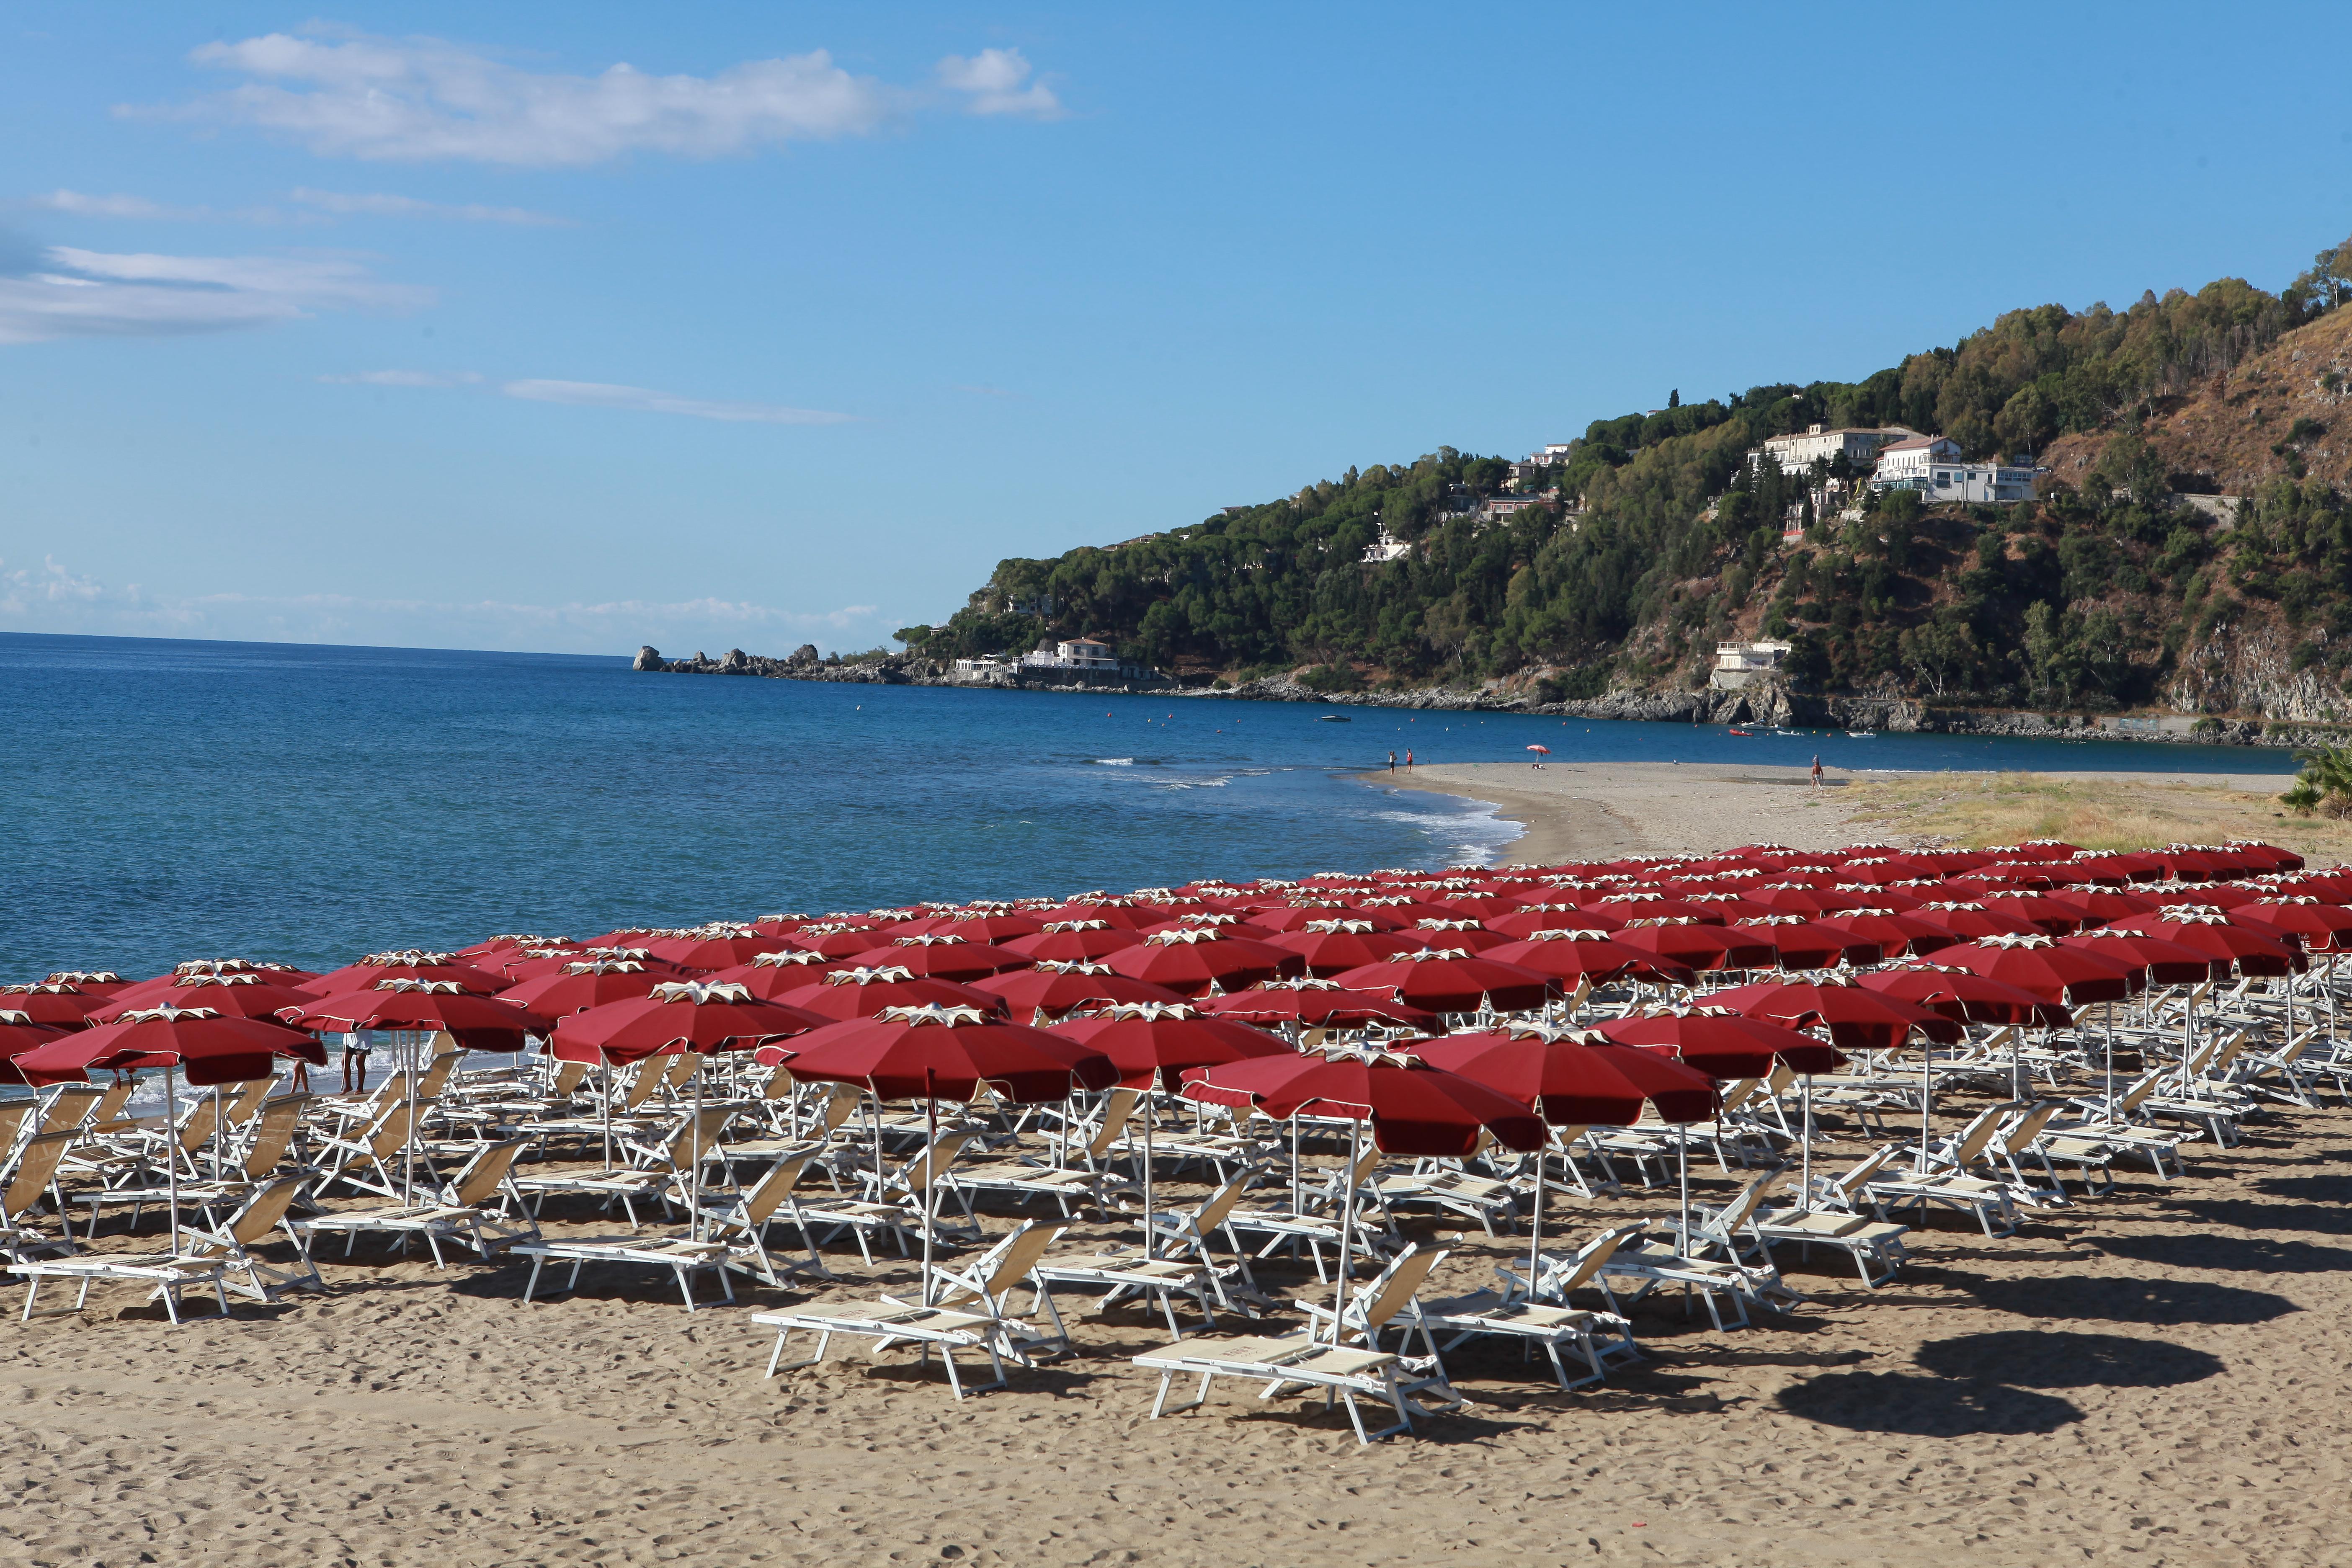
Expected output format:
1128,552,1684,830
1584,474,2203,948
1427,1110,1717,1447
1195,978,1438,1032
1331,949,1555,1014
967,960,1186,1021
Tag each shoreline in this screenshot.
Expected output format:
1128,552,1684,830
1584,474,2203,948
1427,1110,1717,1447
1369,760,2339,864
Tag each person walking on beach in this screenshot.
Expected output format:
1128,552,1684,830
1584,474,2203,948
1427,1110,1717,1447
1810,754,1823,793
340,1031,371,1094
1405,749,1414,771
1387,750,1396,771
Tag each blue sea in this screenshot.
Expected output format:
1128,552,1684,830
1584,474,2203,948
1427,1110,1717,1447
0,633,2296,980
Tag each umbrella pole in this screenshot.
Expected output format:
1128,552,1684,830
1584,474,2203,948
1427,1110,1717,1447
921,1070,938,1308
211,1085,225,1184
1798,1075,1813,1215
1331,1117,1358,1345
689,1053,704,1243
601,1062,614,1173
1676,1134,1690,1258
403,1031,418,1207
1526,1139,1545,1288
1142,1084,1156,1261
1290,1116,1302,1215
166,1063,181,1256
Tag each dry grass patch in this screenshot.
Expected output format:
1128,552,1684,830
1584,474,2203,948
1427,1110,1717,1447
1844,770,2352,862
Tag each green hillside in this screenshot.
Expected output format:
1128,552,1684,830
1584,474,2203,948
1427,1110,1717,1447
898,237,2352,716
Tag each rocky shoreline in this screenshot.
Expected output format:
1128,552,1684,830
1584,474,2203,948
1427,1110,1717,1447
629,644,2343,750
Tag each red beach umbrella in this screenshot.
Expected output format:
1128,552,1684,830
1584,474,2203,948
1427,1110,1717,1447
13,1006,325,1087
1483,930,1695,988
495,961,673,1017
641,930,792,971
282,979,553,1052
305,952,506,996
1400,918,1516,954
0,1021,65,1086
1051,1004,1293,1093
1264,921,1426,977
1180,1048,1546,1158
35,970,131,995
1331,949,1555,1014
2242,898,2352,953
1608,920,1776,972
1597,1007,1844,1076
1001,921,1147,961
701,949,865,997
0,982,116,1029
858,935,1035,982
2044,888,2161,927
1704,977,1963,1049
1813,910,1958,959
766,1003,1118,1103
1903,902,2045,941
87,973,321,1025
774,967,1011,1021
1860,965,2074,1027
1929,935,2138,1005
967,961,1187,1021
1413,1025,1702,1124
1484,905,1625,939
1723,920,1875,970
552,981,828,1067
2105,910,2299,976
1104,931,1293,996
2057,928,2226,985
1194,980,1438,1032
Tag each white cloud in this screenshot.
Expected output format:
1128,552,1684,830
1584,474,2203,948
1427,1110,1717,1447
502,379,853,425
288,188,570,225
0,553,891,654
24,186,569,227
0,244,431,344
30,190,210,220
317,368,482,387
935,49,1062,119
149,29,904,166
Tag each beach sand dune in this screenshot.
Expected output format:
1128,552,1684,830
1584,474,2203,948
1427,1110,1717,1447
8,1108,2351,1568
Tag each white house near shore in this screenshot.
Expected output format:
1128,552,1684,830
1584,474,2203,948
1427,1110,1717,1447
1710,639,1792,690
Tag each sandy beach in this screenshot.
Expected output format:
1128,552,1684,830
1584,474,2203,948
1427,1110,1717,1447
7,1092,2351,1568
1369,761,2334,867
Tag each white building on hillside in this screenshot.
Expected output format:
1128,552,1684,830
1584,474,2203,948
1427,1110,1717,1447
1711,640,1792,690
1751,423,1921,475
1872,436,2036,503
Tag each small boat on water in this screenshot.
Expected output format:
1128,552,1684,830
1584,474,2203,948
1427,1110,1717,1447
1846,730,1876,738
1318,714,1351,722
1727,728,1754,737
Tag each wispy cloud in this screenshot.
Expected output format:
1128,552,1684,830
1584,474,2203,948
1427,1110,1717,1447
317,368,482,387
129,27,1064,166
0,553,891,654
30,190,211,221
935,49,1062,120
287,188,571,225
25,186,570,227
0,244,431,344
502,379,854,425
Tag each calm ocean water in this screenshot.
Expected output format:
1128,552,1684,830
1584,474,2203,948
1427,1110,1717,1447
0,633,2295,980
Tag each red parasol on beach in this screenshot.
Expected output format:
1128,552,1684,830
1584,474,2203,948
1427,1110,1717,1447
641,930,792,971
1704,977,1963,1049
87,973,321,1025
1597,1007,1844,1076
1195,980,1438,1032
0,1021,67,1084
1105,930,1293,996
1484,930,1694,989
1331,949,1555,1013
1415,1025,1717,1123
1902,902,2045,941
702,949,864,997
1264,921,1427,977
2104,910,2299,977
774,967,1011,1021
304,952,506,996
0,982,117,1029
766,1003,1118,1103
2057,929,2224,985
1812,910,1960,959
495,961,673,1017
856,935,1036,982
1929,935,2139,1006
967,961,1186,1020
1723,920,1877,970
1001,922,1147,961
1051,1004,1292,1093
1860,966,2074,1027
281,979,552,1052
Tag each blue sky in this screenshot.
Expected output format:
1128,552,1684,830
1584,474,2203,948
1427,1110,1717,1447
2,3,2347,656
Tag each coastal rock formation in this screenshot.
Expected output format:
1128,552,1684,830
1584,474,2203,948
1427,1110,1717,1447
633,645,663,671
